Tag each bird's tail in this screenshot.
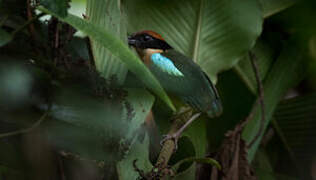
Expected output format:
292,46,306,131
207,99,223,118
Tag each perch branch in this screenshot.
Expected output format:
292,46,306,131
155,109,194,167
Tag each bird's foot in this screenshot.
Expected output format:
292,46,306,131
160,133,180,152
160,113,202,153
170,106,192,121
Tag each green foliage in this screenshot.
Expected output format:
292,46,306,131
45,87,154,161
117,135,152,180
0,0,315,179
242,38,306,161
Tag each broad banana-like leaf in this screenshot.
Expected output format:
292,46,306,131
45,87,154,161
124,0,263,82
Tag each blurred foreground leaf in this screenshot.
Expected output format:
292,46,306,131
0,62,33,107
45,87,154,161
38,7,175,111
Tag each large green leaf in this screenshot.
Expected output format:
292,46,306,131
124,0,263,82
38,7,175,111
242,39,306,161
117,135,152,180
273,93,316,179
86,0,128,84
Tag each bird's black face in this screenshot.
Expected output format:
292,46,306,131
128,33,172,51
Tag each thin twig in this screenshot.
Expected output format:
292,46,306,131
0,110,50,138
247,51,265,148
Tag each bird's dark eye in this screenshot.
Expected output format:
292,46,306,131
143,35,153,41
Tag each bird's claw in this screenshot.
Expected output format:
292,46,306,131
160,134,179,152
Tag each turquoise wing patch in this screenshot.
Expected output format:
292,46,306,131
151,53,184,76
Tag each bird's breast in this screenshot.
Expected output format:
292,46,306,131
139,48,164,66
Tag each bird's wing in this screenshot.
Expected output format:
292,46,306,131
152,50,222,116
150,53,184,77
150,50,207,97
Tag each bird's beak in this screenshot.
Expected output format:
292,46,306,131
128,35,137,47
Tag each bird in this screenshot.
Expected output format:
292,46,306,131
128,30,222,149
128,30,222,118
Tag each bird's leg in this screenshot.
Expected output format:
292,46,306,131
161,113,201,151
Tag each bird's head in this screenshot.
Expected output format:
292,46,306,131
128,30,172,51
